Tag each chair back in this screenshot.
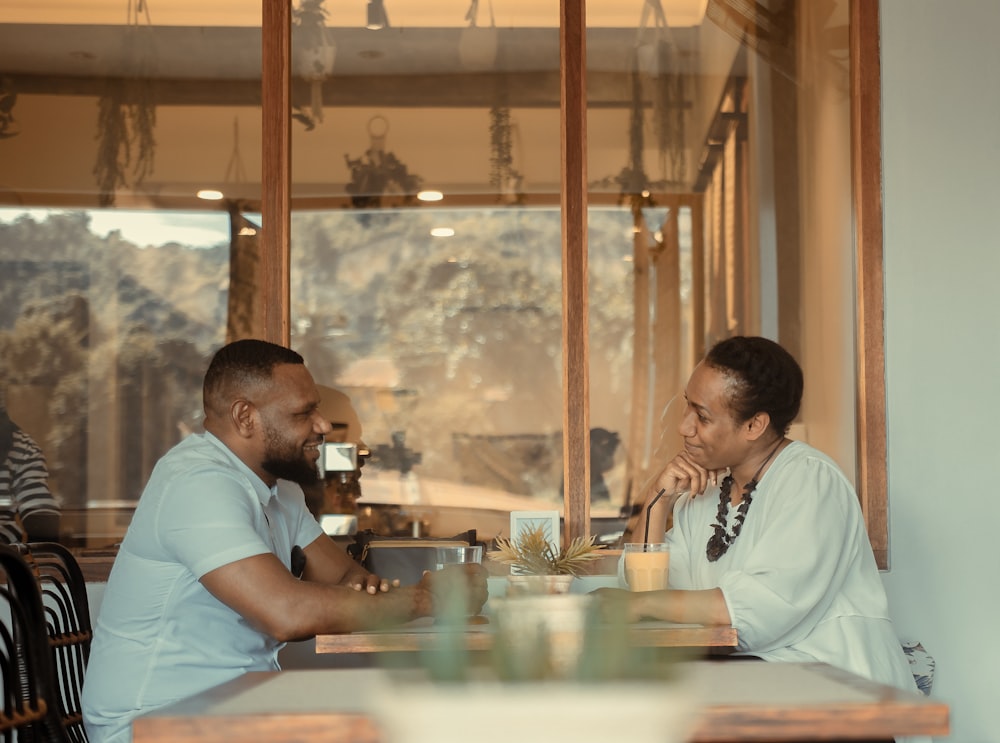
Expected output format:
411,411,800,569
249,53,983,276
18,543,91,743
0,544,68,742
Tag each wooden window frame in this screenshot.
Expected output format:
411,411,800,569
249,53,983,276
258,0,888,566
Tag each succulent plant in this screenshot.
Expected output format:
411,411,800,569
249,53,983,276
488,524,605,576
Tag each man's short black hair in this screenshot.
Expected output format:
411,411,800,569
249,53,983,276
203,339,303,413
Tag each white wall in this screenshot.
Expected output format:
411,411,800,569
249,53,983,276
879,3,1000,741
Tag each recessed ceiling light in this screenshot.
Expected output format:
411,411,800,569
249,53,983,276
417,190,444,202
196,189,224,201
431,227,455,237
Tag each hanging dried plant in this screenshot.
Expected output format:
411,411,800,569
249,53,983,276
93,0,158,206
0,77,20,139
93,92,131,206
589,0,687,200
293,0,336,127
344,149,422,210
344,116,422,211
293,0,329,49
489,104,524,205
125,22,157,186
651,40,687,186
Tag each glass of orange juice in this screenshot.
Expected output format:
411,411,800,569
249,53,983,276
622,543,669,591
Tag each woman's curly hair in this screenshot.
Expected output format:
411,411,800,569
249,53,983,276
704,336,803,435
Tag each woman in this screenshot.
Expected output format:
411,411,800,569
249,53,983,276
597,336,916,692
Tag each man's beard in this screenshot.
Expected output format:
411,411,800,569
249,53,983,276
261,427,321,487
262,455,320,487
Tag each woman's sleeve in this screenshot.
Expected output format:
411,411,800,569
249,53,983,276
718,460,863,652
665,492,696,587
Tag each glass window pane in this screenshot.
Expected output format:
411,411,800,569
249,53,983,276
0,3,262,546
291,2,565,539
586,0,855,519
291,208,564,537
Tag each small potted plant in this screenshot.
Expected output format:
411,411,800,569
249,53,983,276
371,578,700,743
488,524,605,595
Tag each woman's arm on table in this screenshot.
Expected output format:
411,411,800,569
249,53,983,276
593,585,732,627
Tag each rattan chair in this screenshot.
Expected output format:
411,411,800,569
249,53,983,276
0,543,68,742
17,542,91,743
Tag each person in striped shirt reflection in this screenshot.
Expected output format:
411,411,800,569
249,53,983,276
0,403,61,543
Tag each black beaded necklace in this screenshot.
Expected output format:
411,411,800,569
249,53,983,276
706,438,784,562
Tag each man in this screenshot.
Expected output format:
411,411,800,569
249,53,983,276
83,339,487,743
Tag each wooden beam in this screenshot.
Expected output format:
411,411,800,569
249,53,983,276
851,0,888,569
627,205,652,511
560,0,589,544
261,0,291,346
7,70,668,109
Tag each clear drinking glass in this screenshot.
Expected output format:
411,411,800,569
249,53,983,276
434,545,483,571
621,543,670,591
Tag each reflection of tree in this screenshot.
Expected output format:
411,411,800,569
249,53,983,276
116,328,208,498
376,242,564,478
288,209,638,496
586,212,638,423
0,211,228,510
290,211,385,364
0,293,89,506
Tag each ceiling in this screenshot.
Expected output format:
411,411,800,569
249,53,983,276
1,25,706,82
0,1,715,84
0,0,710,29
0,0,745,207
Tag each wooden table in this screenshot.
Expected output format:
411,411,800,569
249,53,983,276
315,617,738,654
131,661,949,743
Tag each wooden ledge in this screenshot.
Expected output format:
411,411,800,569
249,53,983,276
71,548,119,583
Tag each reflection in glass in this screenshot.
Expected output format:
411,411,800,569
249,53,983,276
0,208,230,545
291,207,638,537
588,0,854,513
0,0,261,550
0,0,857,547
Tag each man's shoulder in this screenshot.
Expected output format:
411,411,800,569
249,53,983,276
144,435,255,501
158,433,236,472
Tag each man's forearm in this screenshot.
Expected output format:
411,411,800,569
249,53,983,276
266,581,430,641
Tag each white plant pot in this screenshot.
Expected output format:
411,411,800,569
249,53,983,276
372,672,702,743
505,574,575,596
491,593,593,678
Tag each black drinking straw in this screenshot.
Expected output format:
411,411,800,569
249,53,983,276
642,488,668,547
